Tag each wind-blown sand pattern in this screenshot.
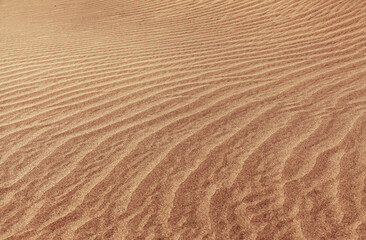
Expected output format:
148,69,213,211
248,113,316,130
1,0,366,239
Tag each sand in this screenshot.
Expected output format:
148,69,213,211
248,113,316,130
1,0,366,239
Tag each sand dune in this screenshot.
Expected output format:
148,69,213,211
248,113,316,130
1,0,366,239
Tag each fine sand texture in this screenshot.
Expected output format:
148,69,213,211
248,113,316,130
1,0,366,239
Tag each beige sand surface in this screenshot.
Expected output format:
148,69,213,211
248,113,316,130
1,0,366,239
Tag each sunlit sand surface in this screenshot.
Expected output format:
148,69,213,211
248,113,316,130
1,0,366,239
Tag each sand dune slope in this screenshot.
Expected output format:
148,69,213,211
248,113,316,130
1,0,366,239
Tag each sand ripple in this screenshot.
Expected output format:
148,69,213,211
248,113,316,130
1,0,366,239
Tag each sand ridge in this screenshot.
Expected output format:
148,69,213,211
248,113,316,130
1,0,366,239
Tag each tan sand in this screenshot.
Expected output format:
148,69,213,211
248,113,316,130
1,0,366,239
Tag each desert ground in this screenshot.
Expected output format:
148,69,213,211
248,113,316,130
1,0,366,239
